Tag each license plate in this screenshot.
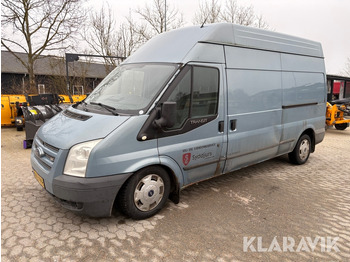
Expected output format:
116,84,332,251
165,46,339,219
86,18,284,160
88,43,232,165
33,170,45,188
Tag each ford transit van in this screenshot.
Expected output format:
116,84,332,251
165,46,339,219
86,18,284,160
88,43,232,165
31,23,326,219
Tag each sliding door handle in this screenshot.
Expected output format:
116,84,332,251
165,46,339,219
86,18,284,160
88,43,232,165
230,119,237,131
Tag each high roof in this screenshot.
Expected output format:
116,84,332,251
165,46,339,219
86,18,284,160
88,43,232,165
1,51,111,78
125,23,323,64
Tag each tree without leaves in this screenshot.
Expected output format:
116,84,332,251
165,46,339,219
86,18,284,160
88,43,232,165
82,3,119,73
83,6,143,74
117,16,146,58
193,0,221,25
193,0,269,29
83,0,183,72
135,0,184,41
47,57,67,94
1,0,86,94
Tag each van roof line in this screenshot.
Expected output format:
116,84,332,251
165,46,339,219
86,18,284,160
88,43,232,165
125,23,323,64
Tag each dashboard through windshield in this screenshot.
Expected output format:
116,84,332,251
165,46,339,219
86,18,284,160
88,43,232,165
84,63,180,115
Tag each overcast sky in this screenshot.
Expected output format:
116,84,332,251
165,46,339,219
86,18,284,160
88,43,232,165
88,0,350,75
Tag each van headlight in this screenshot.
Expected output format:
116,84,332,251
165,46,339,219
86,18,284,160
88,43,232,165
64,139,102,177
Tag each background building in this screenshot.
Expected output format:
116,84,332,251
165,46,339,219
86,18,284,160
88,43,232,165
1,51,114,95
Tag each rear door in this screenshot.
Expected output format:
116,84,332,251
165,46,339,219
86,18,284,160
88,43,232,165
157,63,227,185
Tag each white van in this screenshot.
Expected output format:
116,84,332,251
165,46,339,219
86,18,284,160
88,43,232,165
31,23,326,219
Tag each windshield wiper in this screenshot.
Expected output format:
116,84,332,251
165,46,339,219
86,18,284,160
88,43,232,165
73,100,88,111
90,102,119,116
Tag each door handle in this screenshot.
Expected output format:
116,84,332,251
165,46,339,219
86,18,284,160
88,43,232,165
218,121,224,133
230,119,237,131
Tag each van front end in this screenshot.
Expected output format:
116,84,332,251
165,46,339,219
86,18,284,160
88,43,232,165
30,63,182,219
30,108,135,217
30,109,166,217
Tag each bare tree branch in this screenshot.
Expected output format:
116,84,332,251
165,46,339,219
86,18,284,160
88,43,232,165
193,0,270,29
193,0,221,25
1,0,86,93
0,40,30,70
82,3,121,72
135,0,184,41
83,0,183,73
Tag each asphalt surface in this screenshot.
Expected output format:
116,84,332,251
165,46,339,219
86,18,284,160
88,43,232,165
1,126,350,261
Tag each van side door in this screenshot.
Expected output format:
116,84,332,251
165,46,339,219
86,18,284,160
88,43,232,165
157,63,227,185
223,46,283,173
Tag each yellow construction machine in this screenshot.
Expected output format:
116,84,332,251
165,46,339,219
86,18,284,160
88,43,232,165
1,94,86,148
326,75,350,130
1,94,86,128
1,94,27,127
326,99,350,130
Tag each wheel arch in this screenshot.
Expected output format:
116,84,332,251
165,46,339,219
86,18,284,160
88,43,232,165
115,159,183,208
300,128,316,153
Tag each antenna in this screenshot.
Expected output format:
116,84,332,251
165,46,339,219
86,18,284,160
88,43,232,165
200,15,209,28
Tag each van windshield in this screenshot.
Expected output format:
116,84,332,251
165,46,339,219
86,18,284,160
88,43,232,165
85,63,179,114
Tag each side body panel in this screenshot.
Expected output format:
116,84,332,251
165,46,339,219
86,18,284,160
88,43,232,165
223,46,326,174
224,46,283,173
87,115,160,177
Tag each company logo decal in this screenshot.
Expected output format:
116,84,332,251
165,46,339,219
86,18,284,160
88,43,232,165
182,153,191,166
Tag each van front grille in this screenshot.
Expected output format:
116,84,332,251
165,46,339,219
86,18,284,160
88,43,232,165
33,137,60,171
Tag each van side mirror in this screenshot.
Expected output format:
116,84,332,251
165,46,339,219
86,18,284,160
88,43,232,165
154,102,176,129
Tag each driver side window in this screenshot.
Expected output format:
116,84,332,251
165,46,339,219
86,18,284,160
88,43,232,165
166,69,191,129
166,65,219,129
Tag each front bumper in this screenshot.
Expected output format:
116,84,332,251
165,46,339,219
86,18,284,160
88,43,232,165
31,135,133,217
49,173,132,217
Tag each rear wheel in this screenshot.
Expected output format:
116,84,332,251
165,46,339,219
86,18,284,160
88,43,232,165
117,166,170,220
335,123,348,130
289,134,311,165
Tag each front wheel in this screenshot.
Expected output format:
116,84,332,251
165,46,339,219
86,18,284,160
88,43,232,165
288,134,311,165
117,166,171,220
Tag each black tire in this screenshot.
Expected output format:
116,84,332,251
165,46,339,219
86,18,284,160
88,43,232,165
288,134,311,165
117,166,171,220
16,126,23,131
335,123,348,130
